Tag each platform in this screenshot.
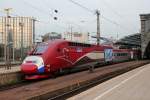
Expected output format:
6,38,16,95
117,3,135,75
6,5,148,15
0,66,20,74
68,63,150,100
0,61,21,66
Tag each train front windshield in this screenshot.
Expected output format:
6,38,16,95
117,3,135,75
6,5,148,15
32,44,48,54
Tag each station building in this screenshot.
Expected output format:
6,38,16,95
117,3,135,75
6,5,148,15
42,32,62,42
0,16,35,61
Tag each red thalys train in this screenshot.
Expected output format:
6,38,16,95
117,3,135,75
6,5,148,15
21,39,140,79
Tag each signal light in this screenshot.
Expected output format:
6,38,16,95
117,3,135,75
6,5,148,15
54,10,58,13
54,17,58,20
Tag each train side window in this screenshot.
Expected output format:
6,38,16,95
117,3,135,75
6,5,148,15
68,42,91,47
113,53,116,56
57,48,61,52
124,53,126,56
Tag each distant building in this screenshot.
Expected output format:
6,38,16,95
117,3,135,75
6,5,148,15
35,35,42,44
140,14,150,33
63,32,89,43
0,16,34,61
42,32,62,42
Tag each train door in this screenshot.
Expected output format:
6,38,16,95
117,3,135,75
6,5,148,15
130,51,134,59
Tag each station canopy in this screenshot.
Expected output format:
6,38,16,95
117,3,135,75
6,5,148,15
115,33,141,49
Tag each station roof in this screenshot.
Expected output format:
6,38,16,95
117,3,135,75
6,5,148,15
115,33,141,48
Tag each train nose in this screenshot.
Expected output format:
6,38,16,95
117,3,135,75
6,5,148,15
21,64,38,74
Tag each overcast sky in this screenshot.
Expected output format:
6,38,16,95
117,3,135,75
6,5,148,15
0,0,150,39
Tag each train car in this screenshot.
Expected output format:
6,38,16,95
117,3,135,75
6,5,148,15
21,39,139,79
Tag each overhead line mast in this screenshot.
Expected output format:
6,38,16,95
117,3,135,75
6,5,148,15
96,10,100,45
67,0,101,44
4,8,12,69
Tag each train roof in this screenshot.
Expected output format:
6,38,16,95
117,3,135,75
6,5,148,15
43,39,113,48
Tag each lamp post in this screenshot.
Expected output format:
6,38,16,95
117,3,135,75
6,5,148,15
4,8,12,69
19,22,24,61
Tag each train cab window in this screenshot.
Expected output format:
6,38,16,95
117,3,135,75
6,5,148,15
33,45,48,54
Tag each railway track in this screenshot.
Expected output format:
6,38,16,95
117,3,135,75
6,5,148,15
0,60,149,100
0,79,42,91
0,61,128,91
0,63,21,69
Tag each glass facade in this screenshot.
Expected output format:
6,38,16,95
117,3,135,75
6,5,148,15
0,17,34,61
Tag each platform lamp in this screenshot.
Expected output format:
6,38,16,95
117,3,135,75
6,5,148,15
19,22,24,61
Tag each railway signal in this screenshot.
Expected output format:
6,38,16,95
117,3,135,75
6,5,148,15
53,9,58,20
